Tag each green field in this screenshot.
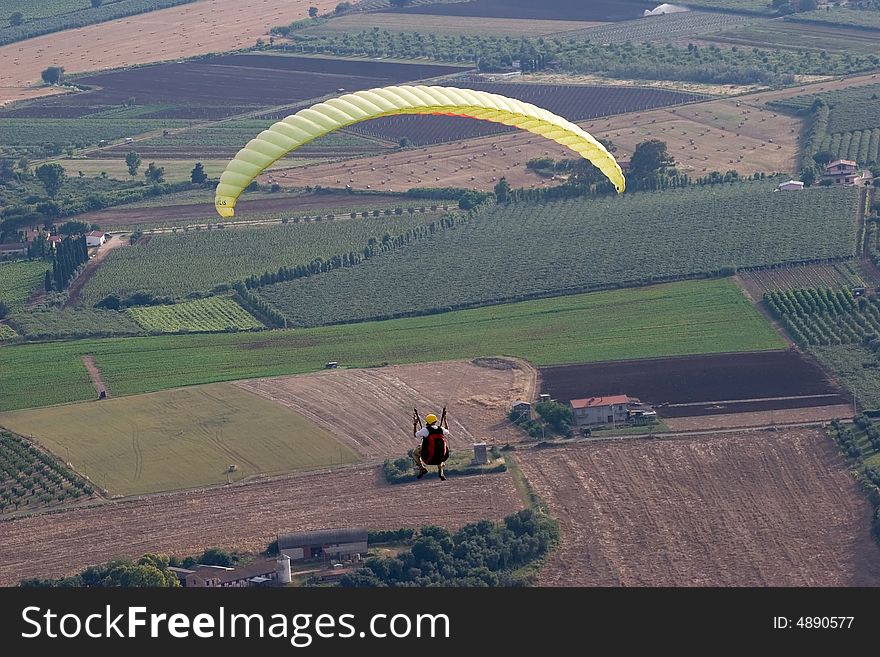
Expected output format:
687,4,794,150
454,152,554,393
817,129,880,167
257,184,860,327
2,0,96,21
80,212,444,303
0,261,47,312
674,0,773,12
9,308,146,340
53,158,238,184
0,278,783,412
128,297,263,333
0,383,358,496
715,20,880,56
811,345,880,410
788,7,880,32
0,429,94,515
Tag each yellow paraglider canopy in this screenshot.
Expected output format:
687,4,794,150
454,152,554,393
215,85,625,217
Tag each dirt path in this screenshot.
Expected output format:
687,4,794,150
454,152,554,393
81,355,108,397
64,234,128,307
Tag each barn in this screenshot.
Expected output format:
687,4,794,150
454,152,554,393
277,528,368,562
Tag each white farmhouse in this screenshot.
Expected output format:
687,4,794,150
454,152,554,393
777,180,804,191
86,231,106,247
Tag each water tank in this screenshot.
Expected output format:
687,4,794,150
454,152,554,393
473,442,488,465
276,554,291,584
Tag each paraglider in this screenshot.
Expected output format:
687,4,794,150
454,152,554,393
215,85,625,217
412,407,450,481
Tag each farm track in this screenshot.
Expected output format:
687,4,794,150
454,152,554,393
80,355,108,398
518,429,880,586
64,233,129,307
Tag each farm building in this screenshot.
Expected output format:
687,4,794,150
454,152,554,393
180,558,278,588
278,528,368,561
47,235,62,249
644,4,688,16
777,180,804,191
86,231,106,247
570,395,634,427
823,160,873,187
511,400,532,421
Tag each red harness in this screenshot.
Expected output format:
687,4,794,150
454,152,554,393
421,425,449,465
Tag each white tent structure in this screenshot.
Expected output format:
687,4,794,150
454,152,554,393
644,3,689,16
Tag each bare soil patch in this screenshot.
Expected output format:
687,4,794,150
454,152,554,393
0,463,523,585
235,358,537,461
80,355,108,397
517,429,880,586
662,404,854,431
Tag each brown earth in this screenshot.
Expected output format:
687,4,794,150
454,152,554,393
662,404,854,431
234,358,538,461
76,194,440,227
0,0,340,105
517,429,880,586
0,463,523,585
80,355,108,397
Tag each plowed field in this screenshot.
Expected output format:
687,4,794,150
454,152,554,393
0,464,523,585
517,429,880,586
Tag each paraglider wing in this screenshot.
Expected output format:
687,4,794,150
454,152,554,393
214,85,625,217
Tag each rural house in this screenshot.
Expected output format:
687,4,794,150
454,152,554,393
0,243,28,258
277,528,368,562
823,160,873,187
776,180,804,191
47,235,62,249
181,558,278,588
86,231,106,247
570,395,633,427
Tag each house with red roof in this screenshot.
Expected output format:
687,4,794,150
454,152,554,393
569,395,634,427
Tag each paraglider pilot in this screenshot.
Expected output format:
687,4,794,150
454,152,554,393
412,408,450,481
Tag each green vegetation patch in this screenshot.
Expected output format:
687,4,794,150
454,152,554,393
811,346,880,410
0,261,46,312
0,278,783,412
258,184,859,327
128,297,263,333
0,429,95,515
9,308,146,341
80,213,443,303
0,324,18,341
0,383,358,496
383,449,505,484
788,7,880,31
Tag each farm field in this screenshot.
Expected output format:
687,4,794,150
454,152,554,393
53,158,237,184
127,297,263,333
0,0,342,105
736,262,865,297
518,430,880,586
539,350,848,416
811,345,880,410
79,211,441,303
714,20,880,55
0,383,357,496
388,0,657,21
662,404,854,431
79,193,446,230
273,96,800,190
2,54,466,121
9,307,146,341
257,186,859,327
236,358,536,460
0,462,523,586
817,129,880,166
0,261,47,312
770,83,880,134
787,7,880,32
303,13,604,36
0,325,18,342
551,11,761,43
0,429,96,516
0,279,783,412
764,288,880,348
349,83,705,147
1,0,100,21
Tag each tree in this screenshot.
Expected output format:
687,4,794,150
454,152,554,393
40,66,64,85
335,2,352,13
144,162,164,184
628,139,674,180
398,137,412,148
535,401,573,434
125,151,141,177
800,167,816,187
91,0,103,7
308,6,318,18
35,163,65,198
190,162,207,185
9,12,23,26
44,270,52,293
494,177,510,204
812,151,834,167
0,301,8,320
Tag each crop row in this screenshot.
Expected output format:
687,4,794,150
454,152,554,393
0,261,46,312
739,262,865,295
256,183,860,327
127,297,263,333
770,83,880,134
80,213,441,304
0,430,94,514
818,128,880,166
555,11,759,43
764,288,880,347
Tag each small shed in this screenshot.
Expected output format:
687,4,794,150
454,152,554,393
511,400,531,421
777,180,804,191
278,528,367,561
473,442,488,465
